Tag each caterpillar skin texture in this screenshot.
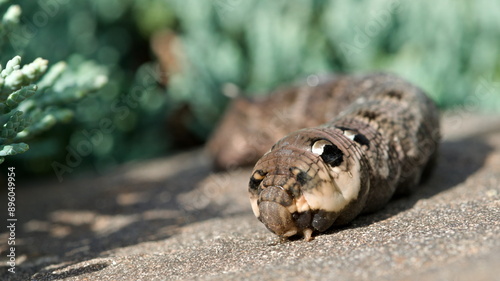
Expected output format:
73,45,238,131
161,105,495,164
248,73,440,241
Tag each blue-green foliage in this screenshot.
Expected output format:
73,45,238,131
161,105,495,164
0,54,107,164
112,0,499,141
160,0,500,125
0,2,107,167
0,1,173,175
2,0,499,177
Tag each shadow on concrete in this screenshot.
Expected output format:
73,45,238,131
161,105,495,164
0,151,242,280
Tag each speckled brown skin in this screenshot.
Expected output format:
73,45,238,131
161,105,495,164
210,73,440,241
207,75,361,170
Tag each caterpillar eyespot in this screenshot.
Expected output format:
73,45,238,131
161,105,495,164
246,73,440,241
312,140,344,167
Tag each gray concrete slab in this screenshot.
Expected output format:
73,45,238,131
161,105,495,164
1,113,499,280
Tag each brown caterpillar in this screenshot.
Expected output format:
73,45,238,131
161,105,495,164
241,73,440,241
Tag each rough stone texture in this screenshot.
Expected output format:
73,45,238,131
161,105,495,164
1,113,500,281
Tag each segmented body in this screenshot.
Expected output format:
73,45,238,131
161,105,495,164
244,73,440,241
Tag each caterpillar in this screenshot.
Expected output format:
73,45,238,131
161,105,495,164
239,73,440,241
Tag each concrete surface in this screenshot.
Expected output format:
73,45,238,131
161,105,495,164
1,113,499,280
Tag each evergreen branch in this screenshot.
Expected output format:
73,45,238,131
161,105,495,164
0,84,37,114
0,142,29,157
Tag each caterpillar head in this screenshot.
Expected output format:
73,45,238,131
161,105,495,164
248,128,368,241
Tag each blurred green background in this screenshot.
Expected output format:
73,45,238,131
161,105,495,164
1,0,499,181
